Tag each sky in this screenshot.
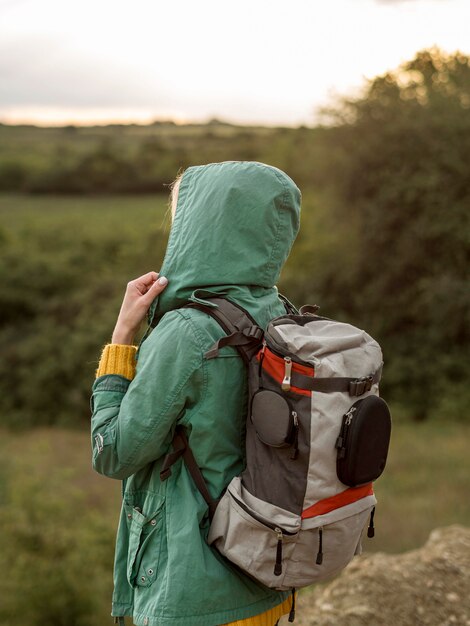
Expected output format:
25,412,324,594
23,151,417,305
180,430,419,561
0,0,469,126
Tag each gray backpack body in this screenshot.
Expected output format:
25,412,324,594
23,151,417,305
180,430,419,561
160,296,391,611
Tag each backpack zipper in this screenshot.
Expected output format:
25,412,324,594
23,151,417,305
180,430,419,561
336,406,357,459
345,406,357,425
290,411,299,460
264,336,313,367
274,527,283,576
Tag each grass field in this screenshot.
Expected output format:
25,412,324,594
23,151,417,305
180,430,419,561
0,188,320,291
0,191,171,237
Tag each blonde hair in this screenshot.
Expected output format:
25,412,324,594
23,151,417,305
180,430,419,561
168,170,184,221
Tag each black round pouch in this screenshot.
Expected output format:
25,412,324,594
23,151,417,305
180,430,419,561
250,389,294,447
335,395,392,487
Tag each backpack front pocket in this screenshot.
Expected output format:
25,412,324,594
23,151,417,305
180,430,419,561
282,505,373,588
208,476,300,590
124,495,165,588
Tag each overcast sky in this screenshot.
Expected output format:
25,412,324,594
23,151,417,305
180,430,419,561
0,0,468,126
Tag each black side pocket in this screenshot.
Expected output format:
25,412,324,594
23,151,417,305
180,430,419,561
336,395,391,487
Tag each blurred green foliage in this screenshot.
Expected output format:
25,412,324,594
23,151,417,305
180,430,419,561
0,436,116,625
0,47,468,425
0,196,169,427
319,47,470,420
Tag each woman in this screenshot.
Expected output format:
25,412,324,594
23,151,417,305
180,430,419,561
90,161,301,626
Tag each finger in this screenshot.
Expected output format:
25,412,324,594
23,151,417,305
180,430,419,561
131,271,160,294
142,275,168,302
139,271,159,286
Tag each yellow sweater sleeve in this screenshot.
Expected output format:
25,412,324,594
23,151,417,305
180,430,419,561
223,594,295,626
95,344,138,380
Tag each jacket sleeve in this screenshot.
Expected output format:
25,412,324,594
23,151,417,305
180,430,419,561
90,310,204,480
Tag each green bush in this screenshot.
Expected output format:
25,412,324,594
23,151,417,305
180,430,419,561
0,197,169,427
0,463,115,625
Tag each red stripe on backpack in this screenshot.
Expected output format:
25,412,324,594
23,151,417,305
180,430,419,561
257,347,314,397
302,483,374,519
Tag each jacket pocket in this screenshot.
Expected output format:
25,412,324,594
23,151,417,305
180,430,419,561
124,494,165,589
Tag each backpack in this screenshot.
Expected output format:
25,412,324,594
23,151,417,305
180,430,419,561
160,295,392,620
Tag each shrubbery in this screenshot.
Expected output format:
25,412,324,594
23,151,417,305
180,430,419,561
0,455,115,625
0,198,169,427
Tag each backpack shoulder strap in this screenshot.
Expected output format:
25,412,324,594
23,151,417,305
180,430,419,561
160,297,264,517
278,292,299,315
184,297,263,365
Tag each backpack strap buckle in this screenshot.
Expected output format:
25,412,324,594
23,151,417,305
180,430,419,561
246,326,264,340
204,326,264,360
349,375,373,397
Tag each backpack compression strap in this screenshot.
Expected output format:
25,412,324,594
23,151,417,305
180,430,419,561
289,364,383,397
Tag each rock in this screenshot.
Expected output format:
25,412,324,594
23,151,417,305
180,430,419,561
280,525,470,626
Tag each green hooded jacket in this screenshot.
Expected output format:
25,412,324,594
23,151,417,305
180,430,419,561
90,161,301,626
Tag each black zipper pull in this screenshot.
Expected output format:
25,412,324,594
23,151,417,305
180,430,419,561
274,527,283,576
367,506,376,538
290,411,299,460
336,406,357,459
316,526,323,565
288,587,296,622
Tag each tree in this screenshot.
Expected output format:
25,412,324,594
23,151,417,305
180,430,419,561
314,49,470,420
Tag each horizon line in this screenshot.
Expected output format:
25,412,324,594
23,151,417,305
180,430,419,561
0,116,315,130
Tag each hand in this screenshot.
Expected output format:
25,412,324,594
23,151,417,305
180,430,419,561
111,271,169,344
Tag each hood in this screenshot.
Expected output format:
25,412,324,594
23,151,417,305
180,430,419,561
148,161,301,326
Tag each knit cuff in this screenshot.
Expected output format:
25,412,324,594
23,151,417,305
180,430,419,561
95,344,138,380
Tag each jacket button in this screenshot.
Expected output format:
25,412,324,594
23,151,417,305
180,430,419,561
148,569,154,575
150,519,156,526
127,513,132,519
141,576,146,583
